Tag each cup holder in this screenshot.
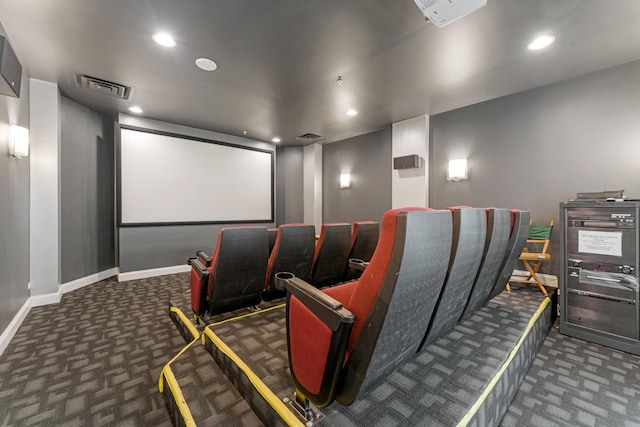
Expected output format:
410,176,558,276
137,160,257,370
274,271,296,290
349,258,367,271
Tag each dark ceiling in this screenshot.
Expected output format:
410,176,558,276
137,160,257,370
1,0,639,144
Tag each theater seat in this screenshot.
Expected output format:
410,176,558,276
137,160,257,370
311,223,351,288
343,221,379,281
267,228,278,256
276,207,452,412
188,226,268,318
420,206,486,349
460,208,511,319
486,209,531,301
263,224,316,300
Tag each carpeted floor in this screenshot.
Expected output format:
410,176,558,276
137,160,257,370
204,284,552,427
0,273,190,426
501,321,640,426
2,274,640,426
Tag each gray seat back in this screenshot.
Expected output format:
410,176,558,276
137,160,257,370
460,208,511,319
209,227,269,314
264,224,316,299
336,209,452,405
343,221,380,281
312,223,352,288
486,210,531,301
267,228,278,256
420,207,486,349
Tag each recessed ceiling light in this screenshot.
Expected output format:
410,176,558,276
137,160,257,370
272,137,281,143
152,32,176,48
346,109,358,116
195,58,218,71
527,35,555,51
129,106,143,114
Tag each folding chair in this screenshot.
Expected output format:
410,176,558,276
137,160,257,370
508,219,554,295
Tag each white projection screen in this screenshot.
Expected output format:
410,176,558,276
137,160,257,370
119,127,273,225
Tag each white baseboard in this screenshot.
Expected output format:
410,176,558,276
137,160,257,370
0,268,119,355
0,298,32,356
118,264,191,282
511,269,558,288
59,267,119,294
30,292,61,307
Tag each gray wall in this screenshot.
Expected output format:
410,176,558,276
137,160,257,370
275,146,304,226
0,24,30,332
430,59,640,275
60,97,115,283
323,127,392,223
117,115,276,273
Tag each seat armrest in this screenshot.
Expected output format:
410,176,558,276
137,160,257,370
188,257,210,317
348,258,368,272
278,272,355,408
277,274,354,330
196,250,211,267
189,257,210,281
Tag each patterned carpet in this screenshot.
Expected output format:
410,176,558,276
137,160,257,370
0,274,190,426
2,273,640,427
501,320,640,427
205,284,553,427
164,339,263,426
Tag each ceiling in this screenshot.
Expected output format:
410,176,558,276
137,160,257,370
1,0,639,145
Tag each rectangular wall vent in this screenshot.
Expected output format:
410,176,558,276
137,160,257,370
296,133,325,143
75,74,132,99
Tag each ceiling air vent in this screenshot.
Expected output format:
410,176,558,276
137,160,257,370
296,133,325,143
74,74,132,99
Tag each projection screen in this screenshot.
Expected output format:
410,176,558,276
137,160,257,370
119,127,273,226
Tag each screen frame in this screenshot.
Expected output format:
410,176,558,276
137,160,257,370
116,124,275,227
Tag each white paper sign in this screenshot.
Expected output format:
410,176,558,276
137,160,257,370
578,230,622,257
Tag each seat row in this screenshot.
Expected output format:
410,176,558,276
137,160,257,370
188,221,379,319
274,206,530,414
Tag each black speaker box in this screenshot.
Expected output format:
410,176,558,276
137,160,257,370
0,35,22,98
393,154,421,170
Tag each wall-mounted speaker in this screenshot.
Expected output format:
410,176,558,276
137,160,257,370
393,154,422,170
0,35,22,98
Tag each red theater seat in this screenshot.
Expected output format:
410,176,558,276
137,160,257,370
276,207,453,411
188,227,268,318
267,228,278,256
263,224,315,300
311,223,351,288
342,221,379,281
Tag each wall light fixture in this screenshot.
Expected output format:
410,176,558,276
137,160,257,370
340,173,351,189
447,159,467,181
9,125,29,159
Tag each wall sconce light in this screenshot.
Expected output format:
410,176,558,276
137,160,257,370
340,173,351,189
447,159,467,181
9,125,29,158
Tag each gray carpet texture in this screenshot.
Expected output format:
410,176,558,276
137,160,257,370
501,320,640,427
163,339,263,426
0,274,190,427
2,272,640,427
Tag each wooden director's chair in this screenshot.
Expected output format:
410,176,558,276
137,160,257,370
507,220,554,295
